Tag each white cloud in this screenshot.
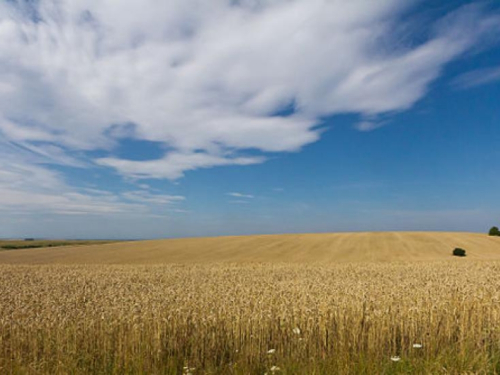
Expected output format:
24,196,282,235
228,192,254,199
354,121,386,132
0,144,185,216
122,190,185,205
97,152,265,180
0,1,498,181
0,1,498,237
0,162,139,216
452,65,500,89
0,188,137,215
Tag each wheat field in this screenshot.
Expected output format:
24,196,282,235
1,231,500,264
1,232,500,374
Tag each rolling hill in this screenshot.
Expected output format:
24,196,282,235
1,232,500,264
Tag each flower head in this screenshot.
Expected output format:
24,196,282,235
390,356,401,362
412,343,423,348
267,349,276,354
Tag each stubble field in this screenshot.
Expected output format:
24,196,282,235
1,232,500,374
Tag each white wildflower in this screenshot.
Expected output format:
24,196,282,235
292,327,301,335
270,365,281,372
390,356,401,362
412,343,422,348
267,349,276,354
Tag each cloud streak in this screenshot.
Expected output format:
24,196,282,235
97,152,265,180
452,65,500,89
228,192,254,199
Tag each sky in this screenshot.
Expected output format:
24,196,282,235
0,0,499,239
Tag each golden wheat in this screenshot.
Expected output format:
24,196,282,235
1,261,500,374
1,232,500,264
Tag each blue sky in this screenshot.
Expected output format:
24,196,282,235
0,0,499,239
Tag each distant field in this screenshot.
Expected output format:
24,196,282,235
0,231,499,264
0,239,118,251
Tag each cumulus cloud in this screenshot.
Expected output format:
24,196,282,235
0,1,499,181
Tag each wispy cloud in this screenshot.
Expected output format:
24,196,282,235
452,65,500,89
0,144,185,217
227,192,254,199
97,152,264,180
0,185,141,216
354,121,387,132
229,200,251,204
122,191,185,205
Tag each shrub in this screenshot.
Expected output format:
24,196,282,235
489,227,500,236
453,248,466,257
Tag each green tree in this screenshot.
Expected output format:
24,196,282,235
488,226,500,236
453,248,466,257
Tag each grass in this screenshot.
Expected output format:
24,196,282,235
2,261,500,374
0,239,118,251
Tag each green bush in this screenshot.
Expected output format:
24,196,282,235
453,248,466,257
489,226,500,236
